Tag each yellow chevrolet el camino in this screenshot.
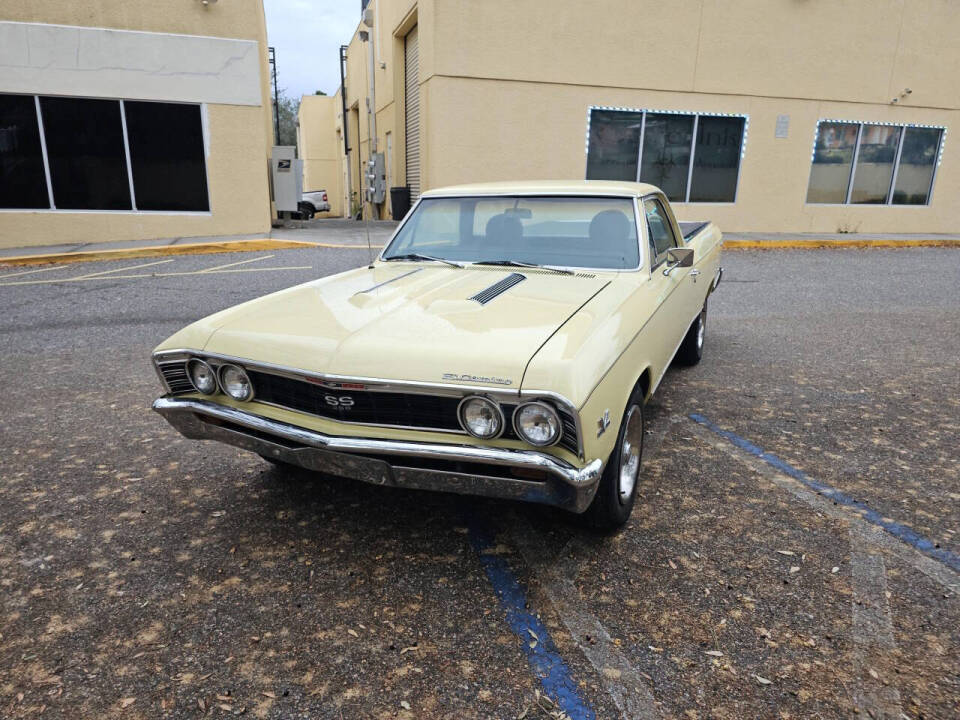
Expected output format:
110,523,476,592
152,181,722,529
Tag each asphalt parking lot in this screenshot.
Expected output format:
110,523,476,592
1,241,958,719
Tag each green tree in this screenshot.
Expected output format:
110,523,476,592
274,89,299,147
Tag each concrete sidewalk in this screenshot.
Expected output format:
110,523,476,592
1,220,958,265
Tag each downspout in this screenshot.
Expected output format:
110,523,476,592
339,45,353,219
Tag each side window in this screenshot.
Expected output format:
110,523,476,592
643,198,677,267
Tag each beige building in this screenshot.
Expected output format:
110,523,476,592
303,0,958,234
297,95,345,217
0,0,275,249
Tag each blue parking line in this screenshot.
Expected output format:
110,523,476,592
467,516,596,720
690,413,960,573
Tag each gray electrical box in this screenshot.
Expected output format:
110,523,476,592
271,145,302,212
366,152,386,204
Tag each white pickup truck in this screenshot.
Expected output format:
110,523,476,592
298,190,331,219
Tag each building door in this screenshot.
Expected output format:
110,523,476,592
404,25,420,200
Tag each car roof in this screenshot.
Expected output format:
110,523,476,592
421,180,661,198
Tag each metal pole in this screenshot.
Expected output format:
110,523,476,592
365,31,378,220
340,45,353,219
269,46,280,144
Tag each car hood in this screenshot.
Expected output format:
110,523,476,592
199,264,610,389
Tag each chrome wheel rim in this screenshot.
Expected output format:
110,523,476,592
696,310,706,350
618,406,643,503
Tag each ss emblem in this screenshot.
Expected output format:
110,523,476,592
324,395,355,408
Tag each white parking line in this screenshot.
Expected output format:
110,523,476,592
849,524,904,720
197,254,274,273
69,258,176,280
509,522,661,720
0,264,69,280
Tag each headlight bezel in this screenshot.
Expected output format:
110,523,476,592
457,395,505,440
513,401,562,448
218,363,255,402
186,358,219,395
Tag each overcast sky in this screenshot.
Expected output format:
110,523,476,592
264,0,359,100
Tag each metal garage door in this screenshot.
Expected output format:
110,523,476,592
404,25,420,200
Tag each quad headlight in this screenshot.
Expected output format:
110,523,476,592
513,402,561,447
218,364,254,402
187,359,218,395
457,396,504,439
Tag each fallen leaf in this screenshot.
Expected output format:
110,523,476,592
197,699,206,711
119,697,136,708
776,550,795,556
400,646,418,654
668,559,677,570
832,566,840,574
527,629,538,641
219,704,233,712
261,691,276,699
790,566,800,574
648,645,663,652
755,674,773,685
400,700,411,710
704,650,723,657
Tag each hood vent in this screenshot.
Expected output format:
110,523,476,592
470,272,526,305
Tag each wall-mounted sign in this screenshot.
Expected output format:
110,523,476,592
775,115,790,139
277,159,292,172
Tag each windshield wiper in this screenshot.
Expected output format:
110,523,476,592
384,253,463,268
473,259,574,275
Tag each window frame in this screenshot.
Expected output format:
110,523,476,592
0,92,211,215
805,118,946,207
640,194,681,272
585,105,750,204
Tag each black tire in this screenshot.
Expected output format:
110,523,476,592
297,202,315,220
675,299,707,366
582,386,644,532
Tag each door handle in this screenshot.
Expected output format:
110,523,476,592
689,269,701,276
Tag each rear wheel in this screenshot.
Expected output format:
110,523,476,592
582,387,644,532
297,202,316,220
675,300,707,366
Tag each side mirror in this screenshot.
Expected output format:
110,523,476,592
665,247,694,268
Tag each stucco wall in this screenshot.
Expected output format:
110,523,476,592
298,95,345,217
0,0,273,249
331,0,960,233
422,76,957,234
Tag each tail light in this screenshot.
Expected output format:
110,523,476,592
322,192,328,202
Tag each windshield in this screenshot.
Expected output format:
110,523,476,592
382,196,640,270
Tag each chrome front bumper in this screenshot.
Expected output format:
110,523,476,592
152,397,603,512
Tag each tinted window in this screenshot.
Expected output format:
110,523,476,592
586,109,642,181
639,113,694,202
0,93,49,209
643,198,676,263
689,116,744,202
124,101,209,211
850,124,900,204
806,121,858,204
40,97,131,210
893,127,941,205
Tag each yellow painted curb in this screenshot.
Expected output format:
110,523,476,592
0,238,323,267
723,238,960,249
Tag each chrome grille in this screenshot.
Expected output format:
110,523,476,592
470,273,526,304
154,354,581,455
157,360,193,394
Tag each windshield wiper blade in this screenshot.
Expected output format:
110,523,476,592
473,259,574,275
384,253,463,268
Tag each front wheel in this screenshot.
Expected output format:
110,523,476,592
582,388,644,532
675,300,707,366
